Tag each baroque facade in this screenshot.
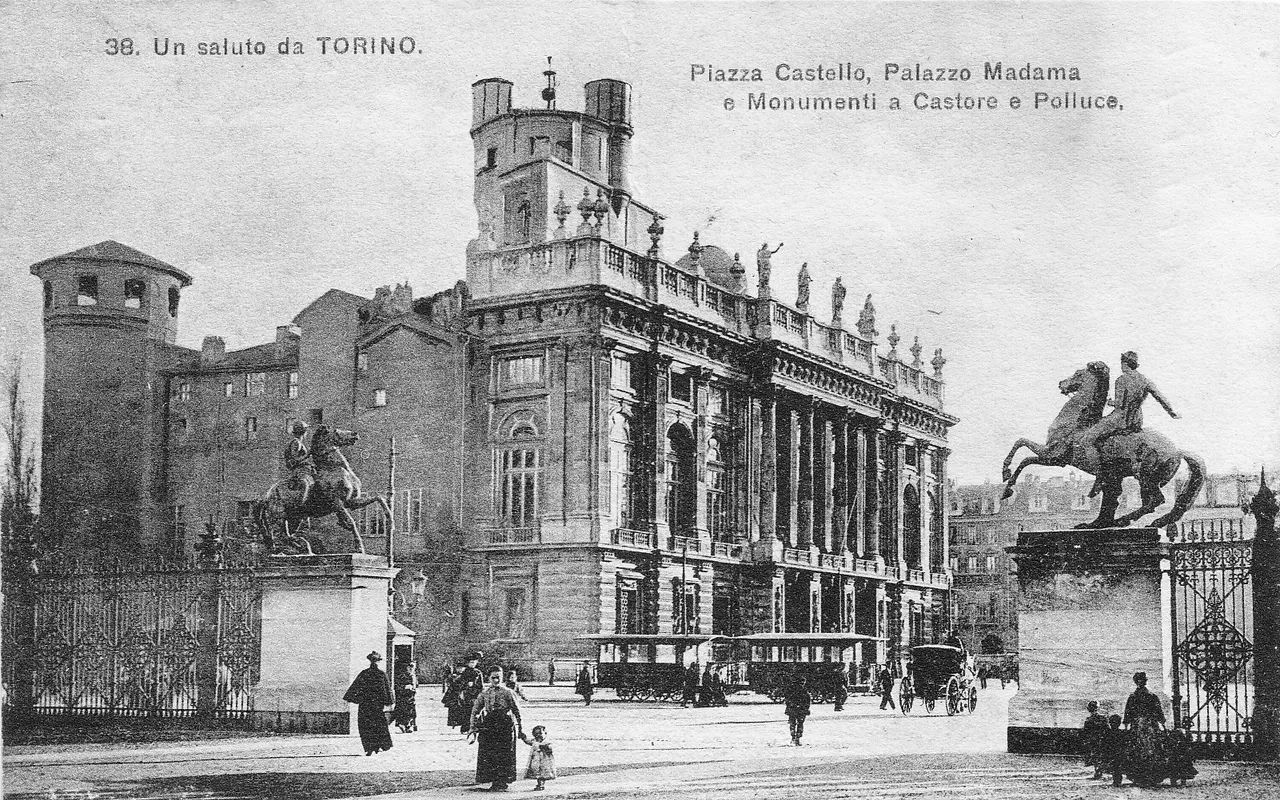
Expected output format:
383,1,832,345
30,73,957,675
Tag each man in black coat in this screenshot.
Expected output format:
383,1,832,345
878,667,897,711
343,651,394,755
784,675,812,745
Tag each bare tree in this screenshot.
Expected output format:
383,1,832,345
1,359,38,557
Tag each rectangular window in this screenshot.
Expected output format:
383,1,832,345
176,382,191,401
287,371,299,399
499,448,541,527
611,355,631,390
673,582,701,634
245,372,266,397
966,555,978,573
502,587,530,640
245,416,259,442
486,147,497,168
669,371,692,403
949,555,959,573
985,555,997,573
357,352,368,372
617,583,639,634
76,275,98,306
124,279,146,309
706,468,726,539
372,388,387,407
223,381,235,398
501,354,545,389
1030,495,1048,512
707,386,728,417
986,529,998,545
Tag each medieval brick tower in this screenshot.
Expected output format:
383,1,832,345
29,241,191,556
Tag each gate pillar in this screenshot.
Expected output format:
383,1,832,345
1249,477,1280,760
252,553,397,734
1006,528,1169,754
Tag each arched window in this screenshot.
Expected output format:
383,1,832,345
706,436,726,539
902,484,921,568
665,424,696,534
496,410,544,528
609,413,633,528
516,201,531,241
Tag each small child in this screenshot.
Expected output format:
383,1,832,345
522,725,557,791
1100,714,1127,787
1082,700,1109,779
1166,724,1198,787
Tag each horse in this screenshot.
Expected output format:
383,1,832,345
252,425,391,554
1000,361,1205,529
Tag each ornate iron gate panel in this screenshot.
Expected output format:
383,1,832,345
1169,518,1255,757
4,556,261,721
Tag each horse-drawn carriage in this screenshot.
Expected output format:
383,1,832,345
578,634,733,702
899,644,977,716
739,633,883,704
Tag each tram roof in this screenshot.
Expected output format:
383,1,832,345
576,634,728,645
910,644,965,655
736,633,887,643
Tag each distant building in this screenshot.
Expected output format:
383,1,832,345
948,470,1270,656
30,71,957,674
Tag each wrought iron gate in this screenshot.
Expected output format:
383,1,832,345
1169,518,1255,757
2,555,261,721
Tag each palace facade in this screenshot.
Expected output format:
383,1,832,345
30,73,957,676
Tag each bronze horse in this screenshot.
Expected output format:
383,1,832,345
253,425,390,554
1000,362,1204,529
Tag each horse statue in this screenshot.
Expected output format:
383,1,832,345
1000,361,1204,529
251,425,390,554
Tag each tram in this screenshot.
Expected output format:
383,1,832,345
738,633,884,703
577,634,733,702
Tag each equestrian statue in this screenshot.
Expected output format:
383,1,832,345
252,422,391,554
1000,352,1205,529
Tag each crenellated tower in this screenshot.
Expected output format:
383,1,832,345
29,241,191,556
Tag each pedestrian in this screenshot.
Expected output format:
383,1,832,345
547,659,556,686
997,665,1007,689
1100,714,1127,786
470,666,524,792
1166,722,1197,786
877,666,896,711
455,652,485,734
1122,671,1168,787
709,665,729,707
505,671,529,702
442,666,468,729
391,658,419,733
783,675,812,746
1082,700,1109,778
833,663,850,712
521,724,557,791
342,651,394,756
977,664,989,690
440,662,453,696
574,661,594,706
682,661,701,708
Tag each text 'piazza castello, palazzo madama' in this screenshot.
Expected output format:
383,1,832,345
30,71,958,676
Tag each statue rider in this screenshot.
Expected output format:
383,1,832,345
285,421,316,506
1082,351,1180,496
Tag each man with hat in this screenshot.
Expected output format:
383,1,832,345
343,651,394,755
1082,351,1180,496
454,651,485,734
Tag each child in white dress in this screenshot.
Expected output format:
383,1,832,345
522,725,557,791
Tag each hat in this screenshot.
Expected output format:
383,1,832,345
367,651,382,662
1133,671,1147,684
1121,351,1139,365
468,651,483,662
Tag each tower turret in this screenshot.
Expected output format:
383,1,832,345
29,240,192,556
584,79,633,213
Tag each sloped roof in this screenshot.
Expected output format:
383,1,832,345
30,240,192,286
291,288,369,325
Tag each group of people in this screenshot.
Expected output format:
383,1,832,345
681,662,731,708
1081,672,1197,788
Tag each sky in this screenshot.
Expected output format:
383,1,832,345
2,1,1278,485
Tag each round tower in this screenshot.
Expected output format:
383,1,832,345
29,240,192,557
584,79,633,208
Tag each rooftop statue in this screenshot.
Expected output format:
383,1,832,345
1000,355,1204,529
796,262,811,312
251,424,391,554
856,294,877,340
757,242,782,295
831,277,847,326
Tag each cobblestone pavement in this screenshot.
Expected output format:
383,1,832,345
5,687,1277,799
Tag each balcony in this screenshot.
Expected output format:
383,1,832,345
667,534,704,554
711,538,746,560
483,526,540,545
610,527,658,549
783,547,814,565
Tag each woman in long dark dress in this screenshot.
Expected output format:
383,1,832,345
391,659,418,733
455,654,485,733
470,666,524,792
1122,671,1168,786
343,652,394,755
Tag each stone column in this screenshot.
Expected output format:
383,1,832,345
1248,479,1280,759
754,389,777,544
820,416,835,554
797,401,814,549
919,445,933,572
862,423,878,560
832,413,849,554
1006,528,1168,754
254,554,398,733
692,367,714,541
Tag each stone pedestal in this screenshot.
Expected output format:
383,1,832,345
1006,528,1170,754
252,554,397,734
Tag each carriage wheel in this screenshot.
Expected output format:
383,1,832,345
898,678,914,714
617,685,634,702
945,676,962,716
924,692,936,714
966,686,978,714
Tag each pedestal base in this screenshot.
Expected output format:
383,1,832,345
1006,528,1170,754
252,553,397,734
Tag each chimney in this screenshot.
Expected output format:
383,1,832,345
200,336,225,365
275,324,300,358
